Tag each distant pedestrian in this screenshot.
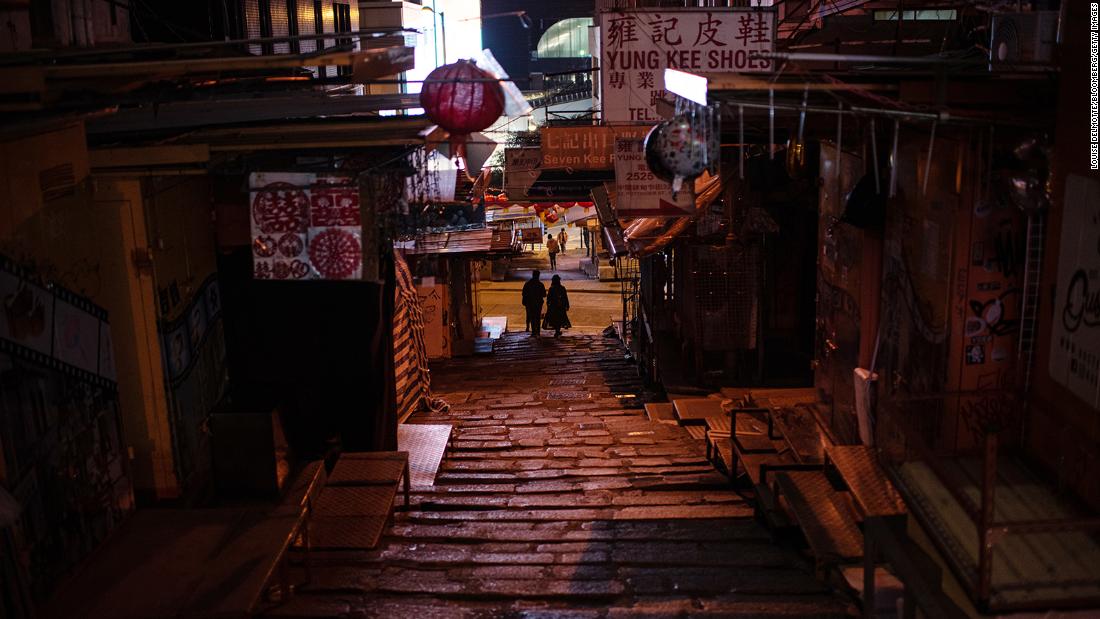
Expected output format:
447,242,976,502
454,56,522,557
544,275,571,337
546,233,560,271
522,270,546,337
558,228,569,253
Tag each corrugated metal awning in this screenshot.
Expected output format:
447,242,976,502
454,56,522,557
621,173,724,257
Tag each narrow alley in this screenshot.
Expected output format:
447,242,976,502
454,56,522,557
270,333,852,618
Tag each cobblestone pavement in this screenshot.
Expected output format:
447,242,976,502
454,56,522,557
270,333,854,618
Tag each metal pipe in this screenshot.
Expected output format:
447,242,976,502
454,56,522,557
922,121,937,196
717,98,942,121
978,433,999,606
739,104,745,180
835,101,842,194
871,118,880,194
889,119,900,198
759,51,958,65
768,88,775,160
0,28,415,65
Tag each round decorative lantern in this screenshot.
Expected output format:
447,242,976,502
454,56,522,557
655,115,709,195
419,60,505,161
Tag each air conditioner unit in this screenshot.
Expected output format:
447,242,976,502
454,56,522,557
989,11,1058,71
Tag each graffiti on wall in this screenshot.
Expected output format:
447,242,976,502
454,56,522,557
158,274,228,490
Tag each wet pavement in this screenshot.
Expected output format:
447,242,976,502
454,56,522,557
269,333,853,618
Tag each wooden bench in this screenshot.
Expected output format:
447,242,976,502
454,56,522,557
825,445,905,520
42,460,328,618
311,451,410,551
772,470,864,571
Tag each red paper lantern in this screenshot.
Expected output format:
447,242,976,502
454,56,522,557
419,60,505,160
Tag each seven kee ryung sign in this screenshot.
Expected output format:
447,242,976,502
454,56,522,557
599,9,776,123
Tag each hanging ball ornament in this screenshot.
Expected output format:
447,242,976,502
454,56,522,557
644,123,675,183
656,115,708,196
419,59,505,161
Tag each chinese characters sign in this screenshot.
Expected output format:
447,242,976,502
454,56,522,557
612,138,694,217
1049,174,1100,408
540,125,650,169
599,9,776,123
504,147,542,198
249,172,363,281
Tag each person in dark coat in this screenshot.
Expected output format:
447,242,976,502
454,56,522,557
521,270,546,337
544,274,571,337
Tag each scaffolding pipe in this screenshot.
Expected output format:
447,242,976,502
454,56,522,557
758,51,959,65
719,98,942,121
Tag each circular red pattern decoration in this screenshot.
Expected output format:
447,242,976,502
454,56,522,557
290,259,310,279
253,235,276,257
308,229,360,279
272,261,292,280
252,182,309,234
276,233,304,258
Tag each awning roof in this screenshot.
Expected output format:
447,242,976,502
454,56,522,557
397,228,521,257
620,172,724,257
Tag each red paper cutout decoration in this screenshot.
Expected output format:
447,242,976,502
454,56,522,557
309,229,361,280
252,182,309,233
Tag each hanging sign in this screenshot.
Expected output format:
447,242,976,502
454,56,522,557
599,8,776,124
613,137,694,217
249,172,363,281
540,125,650,169
1049,174,1100,408
504,147,542,198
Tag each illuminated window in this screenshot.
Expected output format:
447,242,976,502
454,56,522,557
535,17,593,59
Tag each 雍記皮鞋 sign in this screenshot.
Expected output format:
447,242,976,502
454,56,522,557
599,9,776,124
540,125,650,170
613,137,694,217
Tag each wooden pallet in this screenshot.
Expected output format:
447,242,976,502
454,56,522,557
672,397,726,423
644,402,679,425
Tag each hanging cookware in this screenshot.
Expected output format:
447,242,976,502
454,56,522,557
786,86,809,179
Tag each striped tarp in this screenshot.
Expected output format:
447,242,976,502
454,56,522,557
393,251,441,422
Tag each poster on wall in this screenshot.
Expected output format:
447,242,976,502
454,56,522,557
1049,174,1100,408
249,172,363,281
598,8,776,123
416,284,450,359
612,138,694,217
0,270,53,356
52,299,101,375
